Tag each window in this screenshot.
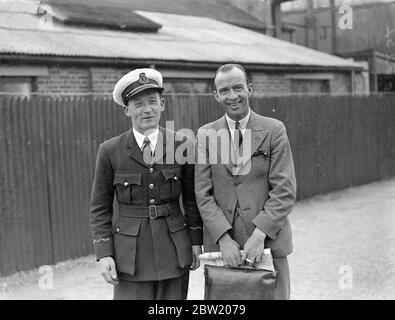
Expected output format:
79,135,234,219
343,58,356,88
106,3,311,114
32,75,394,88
291,79,330,94
320,26,328,40
163,79,214,95
378,75,395,92
0,77,33,98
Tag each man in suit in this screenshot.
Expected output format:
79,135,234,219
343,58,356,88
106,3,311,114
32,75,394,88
195,64,296,300
90,68,203,300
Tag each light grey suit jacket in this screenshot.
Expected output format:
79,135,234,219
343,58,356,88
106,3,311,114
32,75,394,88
194,110,296,258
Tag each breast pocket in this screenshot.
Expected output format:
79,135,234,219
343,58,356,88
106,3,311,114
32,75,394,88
252,153,270,176
160,167,182,201
113,172,142,205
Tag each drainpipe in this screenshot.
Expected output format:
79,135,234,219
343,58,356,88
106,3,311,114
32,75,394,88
330,0,337,54
272,1,282,39
351,69,356,96
369,50,378,93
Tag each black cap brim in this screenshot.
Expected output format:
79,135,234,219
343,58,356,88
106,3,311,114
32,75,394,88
124,84,164,104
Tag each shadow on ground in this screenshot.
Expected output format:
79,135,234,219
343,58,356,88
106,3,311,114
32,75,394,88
1,177,395,299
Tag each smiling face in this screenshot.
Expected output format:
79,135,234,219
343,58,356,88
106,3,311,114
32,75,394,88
123,89,164,134
214,66,253,121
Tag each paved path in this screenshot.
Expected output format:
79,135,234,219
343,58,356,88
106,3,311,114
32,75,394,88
1,177,395,300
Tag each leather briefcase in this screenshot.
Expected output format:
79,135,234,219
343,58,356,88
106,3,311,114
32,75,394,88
204,264,277,300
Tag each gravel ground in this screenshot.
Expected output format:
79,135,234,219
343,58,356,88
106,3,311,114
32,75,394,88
1,177,395,300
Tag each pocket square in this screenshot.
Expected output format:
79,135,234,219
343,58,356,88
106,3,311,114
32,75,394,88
252,150,269,160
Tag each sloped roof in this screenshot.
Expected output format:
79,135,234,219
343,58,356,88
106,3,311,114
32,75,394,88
0,1,362,70
41,3,162,32
47,0,267,32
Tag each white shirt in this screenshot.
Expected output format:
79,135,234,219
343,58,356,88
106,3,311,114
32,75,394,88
225,108,251,143
132,127,159,152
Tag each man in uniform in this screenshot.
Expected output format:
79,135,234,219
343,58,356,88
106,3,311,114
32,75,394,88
90,68,203,300
195,64,296,299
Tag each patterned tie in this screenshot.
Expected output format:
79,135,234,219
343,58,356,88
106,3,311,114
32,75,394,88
142,137,153,165
235,121,243,147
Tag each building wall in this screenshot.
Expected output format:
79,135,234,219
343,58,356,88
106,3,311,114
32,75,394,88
225,0,295,41
330,72,351,95
36,66,92,93
252,71,353,95
251,73,291,95
0,64,355,96
225,0,272,25
35,66,135,94
90,67,131,93
282,2,395,56
355,71,370,95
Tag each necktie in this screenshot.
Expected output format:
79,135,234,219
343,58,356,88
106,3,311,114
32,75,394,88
235,121,243,147
142,137,153,165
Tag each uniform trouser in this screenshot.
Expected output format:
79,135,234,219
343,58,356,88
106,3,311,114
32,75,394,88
231,208,291,300
113,271,189,300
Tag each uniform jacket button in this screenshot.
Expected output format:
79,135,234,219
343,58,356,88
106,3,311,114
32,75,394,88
174,176,178,181
149,168,154,173
124,181,129,186
149,183,154,189
150,199,155,204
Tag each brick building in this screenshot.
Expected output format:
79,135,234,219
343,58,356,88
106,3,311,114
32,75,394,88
0,0,365,97
281,0,395,93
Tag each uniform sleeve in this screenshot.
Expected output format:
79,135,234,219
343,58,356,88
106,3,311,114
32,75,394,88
252,122,297,239
90,143,115,260
179,136,203,246
181,163,203,245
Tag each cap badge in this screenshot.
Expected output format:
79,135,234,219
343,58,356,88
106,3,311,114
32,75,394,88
139,73,149,85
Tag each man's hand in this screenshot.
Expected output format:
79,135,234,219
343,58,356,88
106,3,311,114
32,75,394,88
241,228,267,264
190,245,202,270
99,256,119,285
218,233,241,267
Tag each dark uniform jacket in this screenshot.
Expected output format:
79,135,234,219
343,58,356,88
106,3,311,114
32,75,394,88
90,126,203,281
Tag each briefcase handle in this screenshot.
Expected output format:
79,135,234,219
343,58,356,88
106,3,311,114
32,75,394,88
199,249,274,272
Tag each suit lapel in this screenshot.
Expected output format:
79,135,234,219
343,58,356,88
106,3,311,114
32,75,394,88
126,129,149,167
152,126,167,165
203,111,270,175
232,111,269,175
246,111,269,160
213,116,234,174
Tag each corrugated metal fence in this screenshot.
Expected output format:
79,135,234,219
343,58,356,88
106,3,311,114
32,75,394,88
1,94,395,276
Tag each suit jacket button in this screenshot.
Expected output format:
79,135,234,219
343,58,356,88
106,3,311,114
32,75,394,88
150,199,155,204
124,182,129,186
174,176,178,181
149,168,154,173
149,183,154,189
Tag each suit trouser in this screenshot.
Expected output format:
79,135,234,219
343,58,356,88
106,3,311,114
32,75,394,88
113,271,189,300
231,209,291,300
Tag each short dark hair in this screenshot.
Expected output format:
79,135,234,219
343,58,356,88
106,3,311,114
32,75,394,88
214,63,250,84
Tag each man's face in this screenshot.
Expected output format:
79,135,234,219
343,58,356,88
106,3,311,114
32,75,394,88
214,67,253,121
124,89,164,134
